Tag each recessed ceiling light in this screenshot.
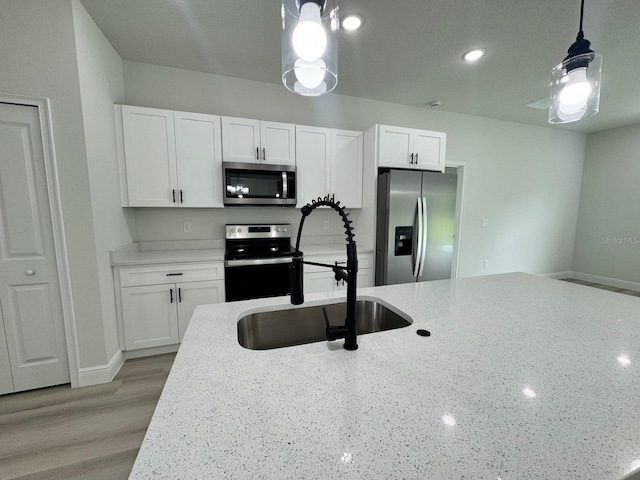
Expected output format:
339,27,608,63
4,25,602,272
462,48,486,63
341,14,363,31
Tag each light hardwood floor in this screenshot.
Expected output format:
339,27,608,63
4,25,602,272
0,353,175,480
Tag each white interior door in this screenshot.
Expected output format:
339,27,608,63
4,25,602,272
0,103,70,393
0,304,14,394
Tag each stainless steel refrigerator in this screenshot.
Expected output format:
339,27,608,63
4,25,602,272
375,168,457,285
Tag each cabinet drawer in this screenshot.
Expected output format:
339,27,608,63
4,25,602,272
304,253,372,273
120,262,224,287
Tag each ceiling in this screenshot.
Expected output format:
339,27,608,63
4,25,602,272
79,0,640,134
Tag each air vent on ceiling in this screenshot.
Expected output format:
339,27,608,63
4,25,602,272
524,97,551,110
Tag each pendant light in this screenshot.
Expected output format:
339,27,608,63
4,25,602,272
282,0,339,96
549,0,602,124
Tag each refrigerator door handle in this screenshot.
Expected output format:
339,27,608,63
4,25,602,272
413,197,423,278
419,196,428,277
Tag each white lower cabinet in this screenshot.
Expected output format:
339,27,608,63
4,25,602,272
117,263,225,351
303,253,373,295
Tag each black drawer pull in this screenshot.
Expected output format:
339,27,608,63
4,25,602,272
170,288,173,304
166,273,184,276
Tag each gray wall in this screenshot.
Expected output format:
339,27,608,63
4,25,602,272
573,123,640,283
0,0,115,369
124,61,587,278
72,1,135,361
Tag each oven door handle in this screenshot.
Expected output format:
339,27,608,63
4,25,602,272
224,257,293,267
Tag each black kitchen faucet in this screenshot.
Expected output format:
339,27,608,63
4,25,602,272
290,194,359,350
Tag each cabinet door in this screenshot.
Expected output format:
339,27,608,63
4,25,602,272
296,125,330,207
357,269,374,288
175,112,223,207
413,130,446,172
121,284,179,350
261,121,296,165
331,129,363,208
377,125,414,169
304,271,338,294
176,280,225,342
221,116,261,163
122,106,177,206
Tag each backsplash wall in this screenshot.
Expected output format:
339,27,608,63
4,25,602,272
133,207,367,246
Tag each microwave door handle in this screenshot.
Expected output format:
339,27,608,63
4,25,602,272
413,196,423,279
282,171,288,199
419,196,428,277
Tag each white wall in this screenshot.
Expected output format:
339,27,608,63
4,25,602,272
124,61,586,277
72,1,135,360
0,0,114,369
573,123,640,283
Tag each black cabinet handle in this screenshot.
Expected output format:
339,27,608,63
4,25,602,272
256,147,259,160
178,288,182,302
172,189,176,203
415,153,419,164
262,147,266,161
170,288,174,304
180,189,183,203
410,153,414,164
166,273,183,276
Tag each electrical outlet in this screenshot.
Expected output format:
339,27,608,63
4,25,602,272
183,221,192,233
484,259,489,268
481,218,488,228
323,220,330,230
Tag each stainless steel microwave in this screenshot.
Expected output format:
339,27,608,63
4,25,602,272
222,162,296,206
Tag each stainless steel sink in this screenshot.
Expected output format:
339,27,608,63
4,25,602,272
238,300,412,350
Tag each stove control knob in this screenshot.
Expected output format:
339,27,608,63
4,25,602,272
276,227,281,232
237,228,243,233
229,228,236,234
283,227,288,232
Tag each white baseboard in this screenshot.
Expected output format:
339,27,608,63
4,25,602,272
77,349,124,387
538,271,572,280
124,344,179,360
571,271,640,291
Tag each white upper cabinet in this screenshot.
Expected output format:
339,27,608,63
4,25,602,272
118,105,223,207
222,116,295,165
121,106,177,207
296,126,363,208
377,124,446,172
296,125,330,205
174,112,223,207
331,129,363,208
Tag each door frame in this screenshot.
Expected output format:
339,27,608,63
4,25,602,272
446,160,466,279
0,94,80,387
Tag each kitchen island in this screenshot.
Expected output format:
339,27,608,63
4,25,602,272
129,273,640,480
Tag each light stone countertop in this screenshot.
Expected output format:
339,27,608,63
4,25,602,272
128,273,640,480
110,240,373,267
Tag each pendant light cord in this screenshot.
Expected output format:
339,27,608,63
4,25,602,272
578,0,585,35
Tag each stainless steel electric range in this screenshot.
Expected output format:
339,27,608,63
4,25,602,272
224,224,295,302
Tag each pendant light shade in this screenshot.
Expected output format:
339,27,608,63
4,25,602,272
549,0,602,124
282,0,339,96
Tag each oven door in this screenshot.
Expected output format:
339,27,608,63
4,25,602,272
224,257,292,302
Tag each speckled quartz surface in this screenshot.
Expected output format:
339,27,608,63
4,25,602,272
110,241,371,266
129,273,640,480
